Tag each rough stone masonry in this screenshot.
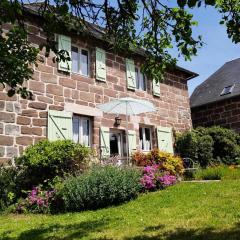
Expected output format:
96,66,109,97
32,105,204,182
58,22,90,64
0,19,194,165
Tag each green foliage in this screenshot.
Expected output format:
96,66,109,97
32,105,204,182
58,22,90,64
58,165,141,211
217,0,240,44
176,129,215,168
194,166,224,180
0,166,17,211
0,25,38,98
195,165,240,181
176,126,240,166
206,126,240,165
15,140,92,190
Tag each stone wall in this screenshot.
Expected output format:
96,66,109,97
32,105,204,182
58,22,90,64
191,96,240,132
0,20,192,164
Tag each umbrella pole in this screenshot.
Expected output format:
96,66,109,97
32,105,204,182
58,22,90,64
126,102,129,165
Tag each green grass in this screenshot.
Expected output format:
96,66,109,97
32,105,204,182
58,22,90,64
1,175,240,240
194,165,240,180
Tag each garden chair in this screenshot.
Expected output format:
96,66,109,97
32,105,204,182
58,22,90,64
183,157,200,172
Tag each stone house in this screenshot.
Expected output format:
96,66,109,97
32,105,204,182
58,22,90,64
0,4,198,164
191,58,240,132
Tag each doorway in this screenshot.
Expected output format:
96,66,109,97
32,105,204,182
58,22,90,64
109,130,125,157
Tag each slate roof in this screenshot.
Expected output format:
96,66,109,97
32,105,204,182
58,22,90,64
23,2,198,80
190,58,240,108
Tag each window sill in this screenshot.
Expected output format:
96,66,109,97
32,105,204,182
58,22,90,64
136,88,147,92
71,72,90,78
141,150,152,153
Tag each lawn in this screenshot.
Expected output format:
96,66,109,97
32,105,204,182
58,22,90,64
1,176,240,240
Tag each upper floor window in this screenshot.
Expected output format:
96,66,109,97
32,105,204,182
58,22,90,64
71,46,89,76
135,67,146,91
72,115,92,147
139,126,152,151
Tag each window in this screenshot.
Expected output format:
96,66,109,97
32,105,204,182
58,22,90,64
139,127,152,151
71,46,89,76
220,85,234,96
135,67,146,91
72,115,92,147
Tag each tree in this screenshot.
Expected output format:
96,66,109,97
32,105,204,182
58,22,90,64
0,0,239,98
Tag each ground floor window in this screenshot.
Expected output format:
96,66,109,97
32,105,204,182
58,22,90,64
73,115,92,147
139,126,152,151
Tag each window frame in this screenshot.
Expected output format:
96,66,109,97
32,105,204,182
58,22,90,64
71,44,90,77
109,129,124,157
139,126,152,151
135,67,147,91
220,84,234,96
72,115,92,147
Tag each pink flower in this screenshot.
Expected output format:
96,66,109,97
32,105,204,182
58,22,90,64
159,174,176,187
140,174,156,190
37,198,44,206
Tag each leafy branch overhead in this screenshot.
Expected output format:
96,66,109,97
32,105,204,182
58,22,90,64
0,0,239,97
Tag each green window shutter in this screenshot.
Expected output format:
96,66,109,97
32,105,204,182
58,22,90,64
58,35,72,72
96,48,106,81
48,110,73,141
100,127,110,158
153,79,160,97
128,130,137,155
156,126,174,154
126,59,136,90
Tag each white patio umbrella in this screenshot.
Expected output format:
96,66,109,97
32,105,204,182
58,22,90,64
96,97,156,163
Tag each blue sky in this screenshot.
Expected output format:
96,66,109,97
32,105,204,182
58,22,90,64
175,6,240,95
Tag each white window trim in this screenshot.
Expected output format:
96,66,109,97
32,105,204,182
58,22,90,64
139,126,152,151
135,67,147,91
220,84,235,96
73,115,92,147
71,44,90,77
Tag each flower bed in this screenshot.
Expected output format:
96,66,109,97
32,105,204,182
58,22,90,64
132,149,182,191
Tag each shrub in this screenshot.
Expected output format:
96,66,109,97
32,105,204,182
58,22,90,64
206,126,240,165
132,151,149,166
147,149,184,176
140,164,177,191
176,130,214,167
176,126,240,166
15,140,93,190
15,186,55,214
132,149,184,176
0,165,17,211
57,165,141,211
194,166,224,180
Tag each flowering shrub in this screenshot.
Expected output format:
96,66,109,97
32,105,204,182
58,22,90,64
140,164,177,191
133,149,184,176
132,151,149,166
156,151,184,176
159,174,177,187
15,187,55,214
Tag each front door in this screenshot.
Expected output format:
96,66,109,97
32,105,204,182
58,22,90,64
110,130,124,157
